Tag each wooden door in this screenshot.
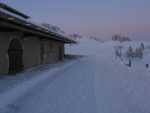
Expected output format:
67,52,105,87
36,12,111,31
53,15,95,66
8,39,23,74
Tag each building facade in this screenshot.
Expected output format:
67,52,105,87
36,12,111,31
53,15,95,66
0,3,75,75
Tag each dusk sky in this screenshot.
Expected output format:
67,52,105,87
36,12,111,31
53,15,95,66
1,0,150,40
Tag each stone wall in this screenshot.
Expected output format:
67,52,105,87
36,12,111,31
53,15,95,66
22,36,41,70
0,32,65,76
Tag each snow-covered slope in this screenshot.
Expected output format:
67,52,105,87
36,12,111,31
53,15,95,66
65,37,103,55
66,38,150,66
67,38,150,76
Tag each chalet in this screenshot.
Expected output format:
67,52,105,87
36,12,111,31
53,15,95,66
0,3,75,75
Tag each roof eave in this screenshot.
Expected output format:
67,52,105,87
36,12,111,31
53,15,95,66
0,3,30,19
0,16,76,44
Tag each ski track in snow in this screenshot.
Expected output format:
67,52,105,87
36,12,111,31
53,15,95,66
0,39,150,113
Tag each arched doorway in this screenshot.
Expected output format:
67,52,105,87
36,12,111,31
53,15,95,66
8,38,23,74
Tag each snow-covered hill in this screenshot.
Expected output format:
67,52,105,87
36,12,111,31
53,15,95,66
66,37,150,67
65,37,103,55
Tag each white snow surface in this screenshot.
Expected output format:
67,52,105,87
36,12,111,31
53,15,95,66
65,37,103,55
1,38,150,113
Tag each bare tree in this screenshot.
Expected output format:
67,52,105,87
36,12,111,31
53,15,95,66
112,34,130,42
134,47,143,59
140,43,145,50
126,46,134,58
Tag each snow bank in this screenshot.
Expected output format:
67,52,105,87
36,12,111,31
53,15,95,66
0,60,78,111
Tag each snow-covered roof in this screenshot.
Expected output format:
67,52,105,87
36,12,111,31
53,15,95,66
0,3,76,43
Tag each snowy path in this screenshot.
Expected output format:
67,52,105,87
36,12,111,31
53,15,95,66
1,58,97,113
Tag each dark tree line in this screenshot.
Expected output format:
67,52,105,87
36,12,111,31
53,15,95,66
112,34,130,42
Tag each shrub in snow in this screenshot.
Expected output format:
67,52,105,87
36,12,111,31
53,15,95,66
140,43,145,50
115,45,123,59
125,59,132,67
112,35,121,41
129,59,131,67
115,45,123,56
90,36,102,42
134,44,145,59
115,48,121,58
126,46,134,67
112,34,130,42
134,48,143,59
146,64,149,68
70,33,82,39
126,46,134,58
138,48,143,59
134,48,138,58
